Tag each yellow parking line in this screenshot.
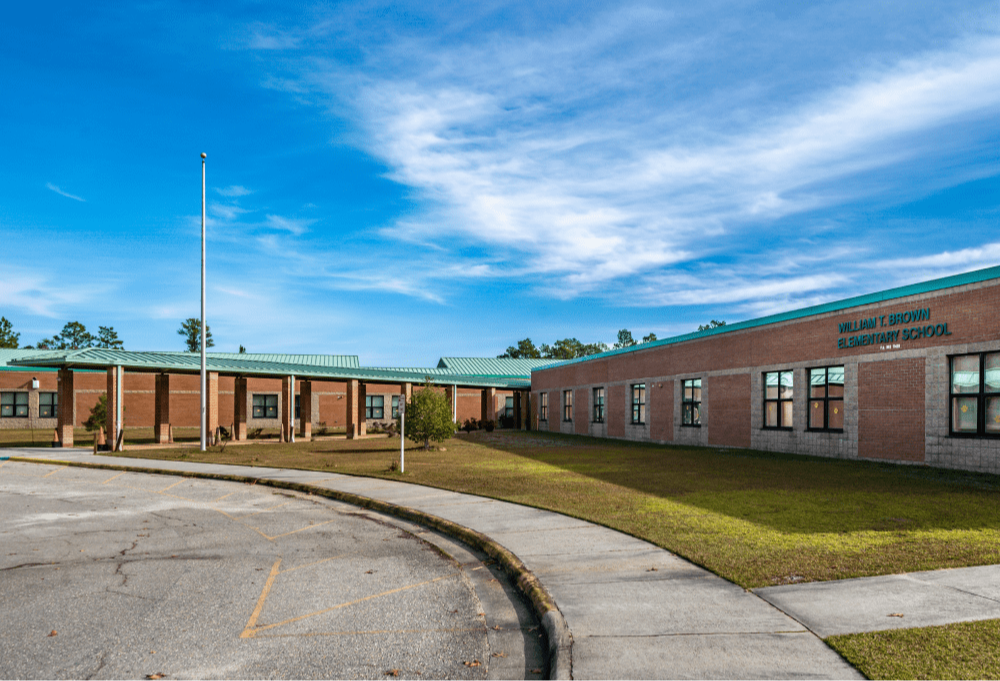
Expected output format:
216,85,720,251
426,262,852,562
240,559,282,639
241,501,293,517
212,491,238,503
42,466,68,478
102,471,127,484
159,479,188,493
212,509,274,542
254,626,484,639
268,519,338,540
249,574,456,636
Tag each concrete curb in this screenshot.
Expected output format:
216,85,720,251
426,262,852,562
11,456,574,680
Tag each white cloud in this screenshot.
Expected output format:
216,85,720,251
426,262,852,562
46,183,85,202
215,185,252,197
264,214,314,235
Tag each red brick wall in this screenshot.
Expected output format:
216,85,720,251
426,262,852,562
650,380,673,442
707,374,751,448
858,358,925,462
574,388,588,434
607,384,627,438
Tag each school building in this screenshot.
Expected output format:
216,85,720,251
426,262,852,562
531,266,1000,476
3,265,1000,475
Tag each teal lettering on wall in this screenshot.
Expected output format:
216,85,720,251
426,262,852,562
836,308,951,349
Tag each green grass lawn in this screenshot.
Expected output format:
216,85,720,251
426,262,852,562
105,429,1000,589
827,619,1000,679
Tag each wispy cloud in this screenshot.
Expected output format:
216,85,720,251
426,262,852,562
216,185,253,197
265,214,314,235
46,182,85,202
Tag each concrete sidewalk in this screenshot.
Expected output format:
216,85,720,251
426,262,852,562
11,448,994,678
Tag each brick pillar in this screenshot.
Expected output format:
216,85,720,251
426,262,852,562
347,379,360,439
400,382,413,402
481,387,496,423
57,368,74,447
357,382,367,437
281,376,294,443
154,373,171,444
299,380,312,440
514,391,523,430
106,367,122,451
207,371,219,443
233,377,247,441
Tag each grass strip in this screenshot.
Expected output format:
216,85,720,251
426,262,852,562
826,619,1000,679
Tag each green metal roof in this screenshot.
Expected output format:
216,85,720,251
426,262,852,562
200,352,359,367
437,357,565,376
9,349,529,389
539,264,1000,372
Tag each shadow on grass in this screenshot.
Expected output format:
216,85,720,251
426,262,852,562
458,430,1000,536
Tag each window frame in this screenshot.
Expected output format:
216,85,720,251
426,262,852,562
365,395,385,420
807,366,844,432
1,391,28,418
252,394,278,419
562,390,573,422
504,396,515,419
539,392,548,421
949,352,1000,438
294,394,301,420
763,370,794,430
631,383,646,425
39,391,58,419
391,395,400,419
592,387,605,423
682,378,701,427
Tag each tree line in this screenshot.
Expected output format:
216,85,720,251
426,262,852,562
0,316,231,352
498,322,726,359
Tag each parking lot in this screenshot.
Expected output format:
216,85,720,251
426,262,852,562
0,461,545,679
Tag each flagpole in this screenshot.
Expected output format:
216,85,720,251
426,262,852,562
200,152,207,452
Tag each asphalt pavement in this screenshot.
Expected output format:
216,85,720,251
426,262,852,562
6,447,1000,680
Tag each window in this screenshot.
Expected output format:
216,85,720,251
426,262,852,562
366,395,385,419
39,392,58,419
631,384,646,424
950,353,1000,437
392,395,400,419
808,367,844,431
505,396,514,419
252,394,278,419
563,390,573,421
593,387,605,423
295,395,301,420
539,393,548,421
1,392,28,418
764,371,794,428
682,379,701,426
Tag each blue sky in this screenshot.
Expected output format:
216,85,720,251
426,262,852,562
2,1,998,366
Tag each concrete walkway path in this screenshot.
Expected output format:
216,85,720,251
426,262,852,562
11,448,992,678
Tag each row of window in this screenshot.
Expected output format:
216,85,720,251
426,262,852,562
1,392,58,418
252,394,404,420
539,354,998,437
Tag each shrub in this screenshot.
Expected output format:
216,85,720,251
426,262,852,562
463,417,479,432
401,385,456,449
483,419,495,432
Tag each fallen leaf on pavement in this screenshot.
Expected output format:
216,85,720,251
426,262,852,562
888,613,904,618
491,652,506,658
146,674,166,680
384,670,399,677
464,660,481,667
48,630,57,637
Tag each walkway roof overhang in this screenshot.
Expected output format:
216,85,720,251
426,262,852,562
9,348,532,390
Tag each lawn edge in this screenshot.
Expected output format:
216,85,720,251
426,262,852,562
10,456,574,680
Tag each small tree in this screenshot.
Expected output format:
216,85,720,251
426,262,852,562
96,326,124,349
0,316,19,348
614,329,637,349
498,338,541,359
401,385,455,450
697,320,727,332
178,318,214,352
83,394,108,432
642,332,657,343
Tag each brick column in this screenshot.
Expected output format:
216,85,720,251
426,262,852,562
207,371,219,443
400,382,413,402
347,379,360,439
299,380,312,440
481,387,496,423
105,367,122,451
281,376,294,443
514,391,523,430
233,377,247,441
357,382,367,437
56,368,74,447
154,373,171,444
